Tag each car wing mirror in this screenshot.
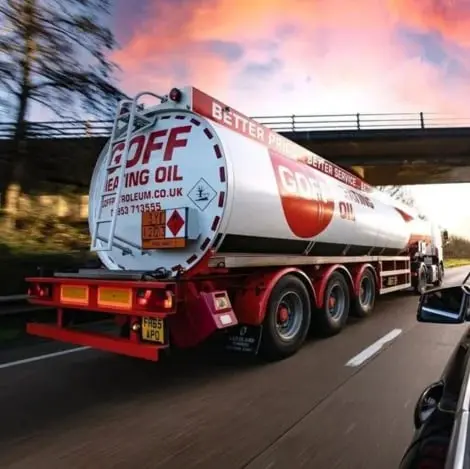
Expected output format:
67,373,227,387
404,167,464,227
442,229,449,246
414,381,444,429
417,285,470,324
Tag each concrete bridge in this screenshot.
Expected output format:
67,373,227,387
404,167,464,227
1,112,470,189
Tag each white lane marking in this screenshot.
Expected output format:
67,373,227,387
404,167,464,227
345,328,403,367
0,346,90,370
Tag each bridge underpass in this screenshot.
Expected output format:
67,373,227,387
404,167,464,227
1,112,470,189
283,127,470,185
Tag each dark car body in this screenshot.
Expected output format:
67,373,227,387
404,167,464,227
400,326,470,469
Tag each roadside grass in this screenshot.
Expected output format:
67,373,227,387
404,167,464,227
0,208,94,295
444,258,470,269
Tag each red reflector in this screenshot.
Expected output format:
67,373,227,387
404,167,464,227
136,289,174,310
29,283,52,299
169,88,182,102
137,289,152,306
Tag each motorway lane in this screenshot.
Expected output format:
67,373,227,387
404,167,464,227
0,266,468,469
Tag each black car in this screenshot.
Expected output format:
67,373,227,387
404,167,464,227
400,276,470,469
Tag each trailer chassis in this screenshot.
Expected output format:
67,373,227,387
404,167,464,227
26,253,423,362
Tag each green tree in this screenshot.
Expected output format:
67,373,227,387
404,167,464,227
0,0,127,227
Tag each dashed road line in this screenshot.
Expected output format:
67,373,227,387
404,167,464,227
0,346,90,370
345,328,403,367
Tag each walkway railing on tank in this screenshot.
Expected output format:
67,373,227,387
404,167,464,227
0,112,470,140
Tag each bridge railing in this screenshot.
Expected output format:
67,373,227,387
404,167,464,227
0,120,113,139
254,113,470,132
0,112,469,139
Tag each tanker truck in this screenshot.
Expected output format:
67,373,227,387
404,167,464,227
25,86,448,361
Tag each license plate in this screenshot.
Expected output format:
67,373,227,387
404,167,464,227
97,287,132,309
141,317,165,343
60,285,89,305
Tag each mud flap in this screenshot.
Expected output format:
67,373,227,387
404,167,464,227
224,325,263,355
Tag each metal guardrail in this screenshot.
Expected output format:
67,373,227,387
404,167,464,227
0,112,470,140
0,294,27,303
0,294,49,316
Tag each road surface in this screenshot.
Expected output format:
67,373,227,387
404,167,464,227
0,266,468,469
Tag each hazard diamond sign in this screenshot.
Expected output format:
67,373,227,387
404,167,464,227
141,208,187,249
166,210,185,237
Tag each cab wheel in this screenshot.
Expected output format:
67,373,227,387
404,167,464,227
413,264,427,295
260,275,312,361
433,263,444,287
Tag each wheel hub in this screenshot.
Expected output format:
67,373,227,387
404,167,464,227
275,292,303,341
359,277,372,306
327,284,345,319
278,305,289,323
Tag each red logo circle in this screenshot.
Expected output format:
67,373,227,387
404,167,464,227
269,149,335,238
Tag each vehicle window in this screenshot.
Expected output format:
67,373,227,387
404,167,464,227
423,288,463,314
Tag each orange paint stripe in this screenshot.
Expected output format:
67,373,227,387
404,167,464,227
395,207,414,222
408,234,432,246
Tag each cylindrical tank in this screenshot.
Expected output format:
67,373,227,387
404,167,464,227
88,103,435,274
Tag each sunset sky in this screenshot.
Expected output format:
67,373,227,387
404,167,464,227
33,0,470,237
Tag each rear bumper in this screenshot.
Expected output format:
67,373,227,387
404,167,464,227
26,323,164,361
25,275,238,358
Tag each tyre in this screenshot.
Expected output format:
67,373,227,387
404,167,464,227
259,274,312,361
433,263,444,287
351,268,376,318
413,264,427,295
316,271,351,336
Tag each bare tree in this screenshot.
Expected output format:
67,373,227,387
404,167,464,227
377,185,416,207
0,0,127,227
377,185,428,220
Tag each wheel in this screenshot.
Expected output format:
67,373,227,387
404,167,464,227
413,264,427,295
433,263,444,287
351,268,376,318
316,271,351,336
259,274,312,361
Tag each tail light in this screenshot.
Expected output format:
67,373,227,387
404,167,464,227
136,289,174,310
28,283,52,299
169,87,182,102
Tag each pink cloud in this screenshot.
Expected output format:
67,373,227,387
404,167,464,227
111,0,470,117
